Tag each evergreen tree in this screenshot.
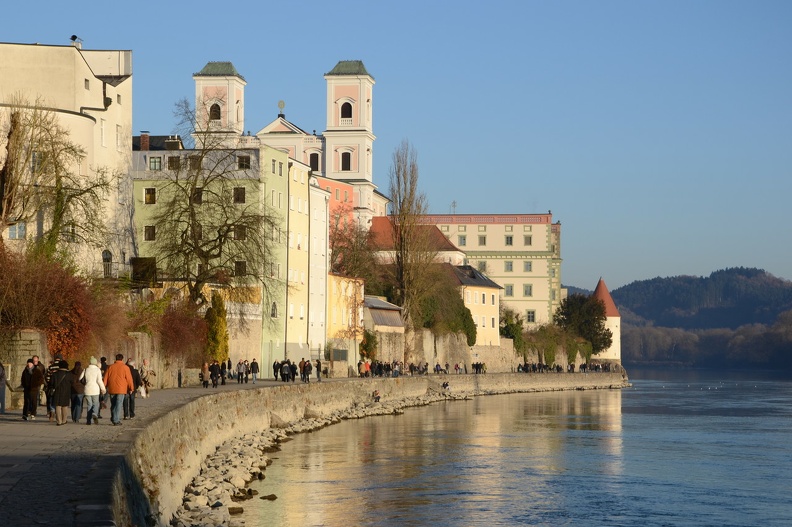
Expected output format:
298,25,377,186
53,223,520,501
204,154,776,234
553,293,612,355
204,290,229,361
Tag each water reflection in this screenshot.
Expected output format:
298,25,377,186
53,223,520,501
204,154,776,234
247,389,624,527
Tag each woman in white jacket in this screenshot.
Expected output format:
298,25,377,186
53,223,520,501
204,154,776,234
82,356,106,425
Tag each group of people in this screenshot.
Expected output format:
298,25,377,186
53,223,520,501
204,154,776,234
16,353,154,426
272,358,321,383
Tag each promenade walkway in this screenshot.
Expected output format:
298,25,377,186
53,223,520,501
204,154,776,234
0,376,300,526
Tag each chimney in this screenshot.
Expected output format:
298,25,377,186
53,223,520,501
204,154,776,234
140,131,150,151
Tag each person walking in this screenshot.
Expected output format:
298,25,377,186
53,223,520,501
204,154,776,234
316,359,322,382
45,355,62,421
200,362,210,389
124,359,142,419
83,357,106,425
209,360,221,388
236,359,245,384
21,359,44,420
220,360,227,385
98,357,109,419
49,360,74,426
0,361,7,414
103,354,134,426
243,360,250,383
70,361,86,423
250,358,259,384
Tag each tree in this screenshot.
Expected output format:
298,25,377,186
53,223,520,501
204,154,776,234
328,201,379,288
500,305,526,358
386,140,437,325
553,293,613,355
146,98,280,308
204,290,229,362
0,95,114,259
419,267,476,346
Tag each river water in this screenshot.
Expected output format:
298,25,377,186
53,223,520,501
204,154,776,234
244,369,792,526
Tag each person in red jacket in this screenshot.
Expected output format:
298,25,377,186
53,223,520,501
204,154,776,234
103,353,134,426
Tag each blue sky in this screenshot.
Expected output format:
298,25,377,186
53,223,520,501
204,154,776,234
5,1,792,289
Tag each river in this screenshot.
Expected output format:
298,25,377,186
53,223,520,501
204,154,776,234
243,369,792,526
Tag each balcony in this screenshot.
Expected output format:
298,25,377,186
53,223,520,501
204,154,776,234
90,261,131,280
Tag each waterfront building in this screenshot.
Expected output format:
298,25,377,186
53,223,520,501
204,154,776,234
308,178,330,358
592,278,621,362
0,39,134,277
362,296,405,365
327,274,365,374
446,265,502,347
421,213,565,327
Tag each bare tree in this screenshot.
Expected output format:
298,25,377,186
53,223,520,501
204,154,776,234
328,201,379,286
386,139,437,325
0,95,113,258
145,99,280,308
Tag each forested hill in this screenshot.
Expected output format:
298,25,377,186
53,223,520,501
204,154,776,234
610,268,792,330
562,268,792,368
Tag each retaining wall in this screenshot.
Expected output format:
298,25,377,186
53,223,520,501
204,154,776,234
118,372,628,527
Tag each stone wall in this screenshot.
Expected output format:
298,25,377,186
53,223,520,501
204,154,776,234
118,372,629,527
0,329,49,410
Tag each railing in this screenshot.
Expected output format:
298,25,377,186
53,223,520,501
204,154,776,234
91,261,131,280
339,118,352,126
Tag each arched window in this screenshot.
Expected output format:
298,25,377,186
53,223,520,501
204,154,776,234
209,103,221,121
310,152,319,172
340,102,352,119
341,152,351,171
102,250,113,278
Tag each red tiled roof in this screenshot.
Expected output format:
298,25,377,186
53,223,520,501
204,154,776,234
369,217,460,252
592,278,620,317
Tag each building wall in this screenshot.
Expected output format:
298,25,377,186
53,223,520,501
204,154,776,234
285,160,310,359
0,42,134,276
425,214,563,327
461,285,501,347
308,181,329,357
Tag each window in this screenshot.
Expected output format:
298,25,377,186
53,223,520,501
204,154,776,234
523,284,533,297
271,302,278,318
505,261,513,272
233,187,246,204
272,159,276,173
524,235,532,246
504,284,514,297
188,156,201,170
193,223,202,240
482,293,486,304
191,187,203,204
144,188,156,204
117,94,122,105
524,261,533,272
234,225,246,241
8,222,26,240
491,294,496,305
116,125,122,150
341,102,352,119
526,310,536,323
478,235,486,246
100,119,106,147
149,157,161,170
492,317,496,328
278,162,283,176
209,103,221,121
458,235,467,246
505,235,513,246
477,261,487,272
335,189,340,200
84,79,90,90
341,152,351,171
550,268,556,278
310,153,319,172
237,155,250,170
234,261,247,276
344,190,348,202
144,225,156,241
168,156,180,170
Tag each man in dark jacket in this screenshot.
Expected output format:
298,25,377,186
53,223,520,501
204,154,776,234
49,360,74,425
124,359,143,419
250,358,259,384
21,359,45,420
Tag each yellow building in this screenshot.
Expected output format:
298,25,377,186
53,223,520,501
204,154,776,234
326,274,364,376
0,40,133,275
424,213,564,327
448,265,502,347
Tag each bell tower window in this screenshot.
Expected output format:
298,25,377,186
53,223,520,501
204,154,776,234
341,152,351,171
209,103,221,121
310,153,319,172
341,102,352,119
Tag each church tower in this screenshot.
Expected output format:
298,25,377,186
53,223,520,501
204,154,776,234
592,278,621,362
322,60,377,224
193,62,246,138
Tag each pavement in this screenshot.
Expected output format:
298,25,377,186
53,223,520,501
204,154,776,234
0,376,310,526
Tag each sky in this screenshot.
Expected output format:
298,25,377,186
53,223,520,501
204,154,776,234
4,1,792,289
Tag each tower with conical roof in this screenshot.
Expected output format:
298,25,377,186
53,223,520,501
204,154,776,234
592,278,621,362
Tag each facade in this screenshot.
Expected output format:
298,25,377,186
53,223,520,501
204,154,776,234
308,178,330,357
362,296,405,364
0,40,134,276
284,159,311,359
327,274,364,374
448,265,502,347
369,216,467,265
592,278,621,362
423,213,564,327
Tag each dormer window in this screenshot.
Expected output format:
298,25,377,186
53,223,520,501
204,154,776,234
209,103,221,121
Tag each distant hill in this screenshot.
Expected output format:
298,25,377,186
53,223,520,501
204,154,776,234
563,268,792,368
610,267,792,330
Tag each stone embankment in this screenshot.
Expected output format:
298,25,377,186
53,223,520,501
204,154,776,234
119,372,629,527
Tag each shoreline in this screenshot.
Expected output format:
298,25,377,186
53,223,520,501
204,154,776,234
124,372,629,527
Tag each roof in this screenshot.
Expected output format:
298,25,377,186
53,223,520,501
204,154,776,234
364,296,404,328
448,265,502,290
369,217,460,253
133,135,184,151
592,278,621,317
364,296,402,311
194,61,245,80
325,60,372,78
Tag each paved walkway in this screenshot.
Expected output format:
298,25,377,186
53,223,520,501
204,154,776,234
0,376,309,526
